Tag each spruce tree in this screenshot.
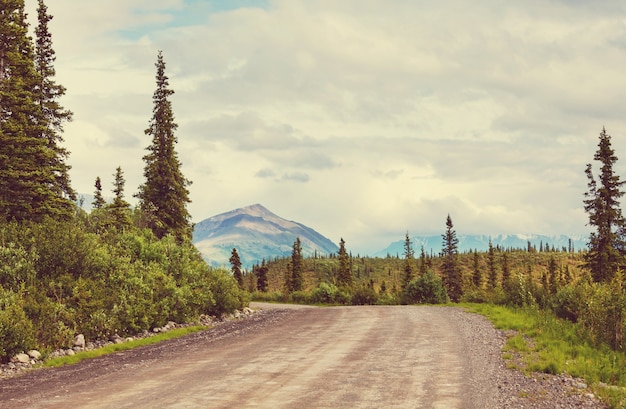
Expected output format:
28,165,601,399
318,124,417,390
487,239,498,289
583,127,626,282
92,176,106,209
0,0,72,221
472,250,482,288
337,238,352,287
419,245,428,276
107,166,131,229
402,232,414,289
136,51,192,241
441,214,462,302
34,0,74,202
290,237,303,291
501,252,510,284
256,260,268,292
229,248,243,289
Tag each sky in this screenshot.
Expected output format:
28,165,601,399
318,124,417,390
24,0,626,254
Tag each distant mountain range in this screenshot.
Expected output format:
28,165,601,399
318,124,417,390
192,204,339,268
374,234,588,258
192,204,589,268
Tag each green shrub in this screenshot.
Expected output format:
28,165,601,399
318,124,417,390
290,290,311,304
402,270,449,304
250,291,285,303
207,268,248,317
351,284,378,305
0,243,37,291
0,289,36,362
311,282,339,304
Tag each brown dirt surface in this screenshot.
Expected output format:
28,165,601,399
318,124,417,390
0,303,609,408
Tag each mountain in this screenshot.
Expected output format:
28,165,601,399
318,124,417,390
374,234,588,257
193,204,339,268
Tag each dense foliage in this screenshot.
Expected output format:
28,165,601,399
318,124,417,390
0,215,248,362
0,1,246,363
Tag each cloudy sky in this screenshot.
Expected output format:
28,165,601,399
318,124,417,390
25,0,626,253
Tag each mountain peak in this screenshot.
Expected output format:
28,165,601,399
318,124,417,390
193,205,338,267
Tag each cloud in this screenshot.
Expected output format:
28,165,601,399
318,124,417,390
34,0,626,253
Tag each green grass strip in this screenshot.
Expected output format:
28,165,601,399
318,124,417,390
42,326,207,369
462,303,626,409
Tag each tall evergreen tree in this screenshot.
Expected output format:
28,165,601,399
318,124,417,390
290,237,303,291
337,238,352,287
92,176,105,209
402,232,415,289
419,245,428,276
34,0,74,202
108,166,131,229
136,51,192,241
501,252,510,284
472,250,482,288
230,248,244,289
441,214,462,302
256,260,269,292
0,0,72,221
583,127,626,282
487,238,498,289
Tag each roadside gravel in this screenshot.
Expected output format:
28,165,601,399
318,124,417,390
445,306,609,408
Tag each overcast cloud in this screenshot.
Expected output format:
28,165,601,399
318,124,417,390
25,0,626,253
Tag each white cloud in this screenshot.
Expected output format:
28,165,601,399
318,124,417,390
31,0,626,253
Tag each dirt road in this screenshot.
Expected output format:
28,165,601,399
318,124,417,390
0,304,594,408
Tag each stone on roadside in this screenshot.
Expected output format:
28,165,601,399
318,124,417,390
12,353,30,364
73,334,85,348
65,349,75,356
27,350,41,360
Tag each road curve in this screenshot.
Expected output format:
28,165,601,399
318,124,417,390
1,304,504,409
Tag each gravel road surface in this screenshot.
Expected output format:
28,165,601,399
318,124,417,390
0,303,608,408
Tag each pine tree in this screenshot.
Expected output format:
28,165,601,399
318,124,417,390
290,237,303,291
402,232,414,289
92,176,106,209
419,245,428,276
107,166,131,229
34,0,74,202
0,0,73,221
441,214,462,302
472,250,482,288
501,252,510,284
487,239,498,289
336,238,352,287
229,248,243,289
136,51,192,241
256,260,268,292
548,256,558,294
583,127,626,282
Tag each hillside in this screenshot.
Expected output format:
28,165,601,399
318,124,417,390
193,204,339,267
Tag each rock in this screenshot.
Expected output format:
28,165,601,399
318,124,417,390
73,334,85,348
12,353,30,364
153,327,160,333
27,350,41,360
166,321,176,329
575,382,587,389
65,349,75,356
125,337,133,342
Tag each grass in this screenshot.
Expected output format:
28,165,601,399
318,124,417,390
463,303,626,408
42,326,207,368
